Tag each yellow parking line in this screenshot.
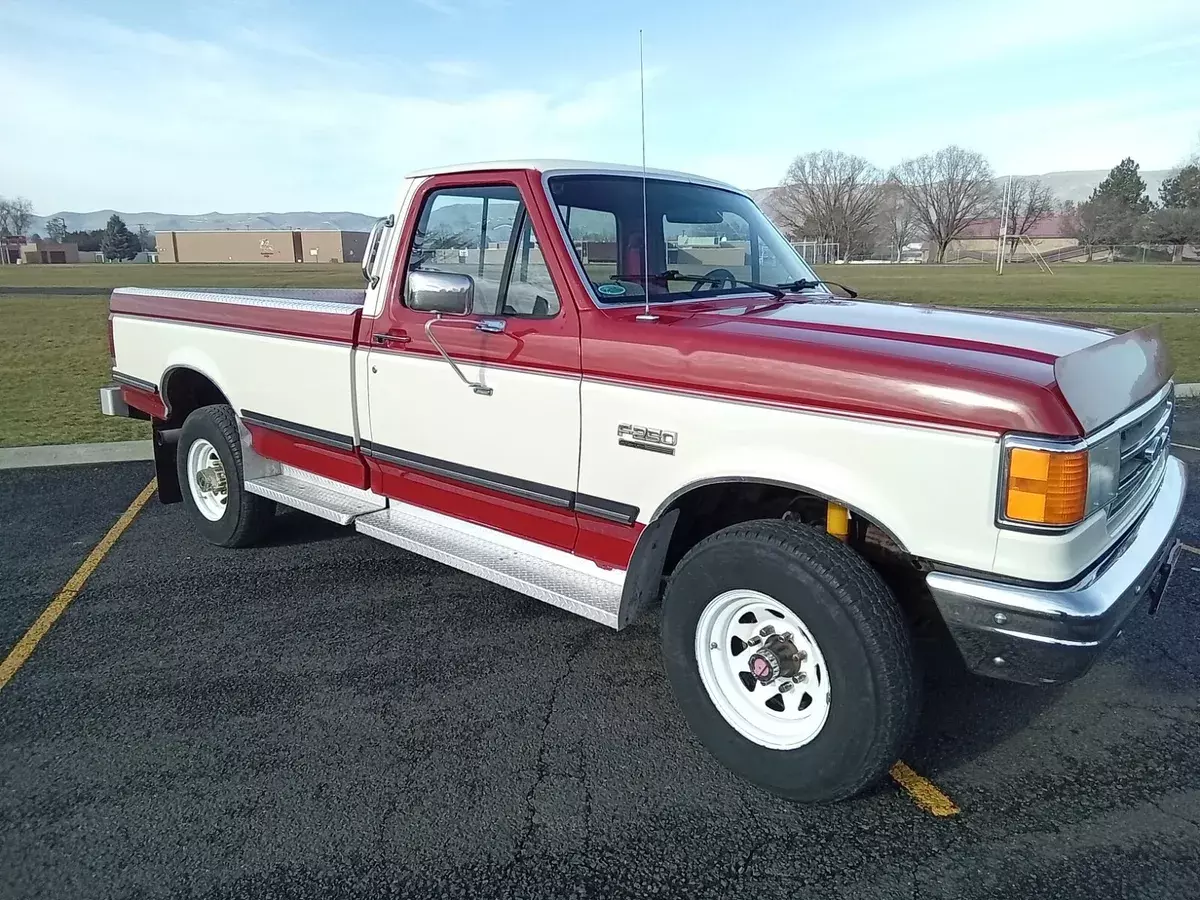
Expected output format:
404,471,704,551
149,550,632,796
1171,442,1200,452
1180,543,1200,557
890,761,960,817
0,478,156,694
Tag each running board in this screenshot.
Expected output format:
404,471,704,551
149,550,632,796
354,502,624,628
245,466,386,525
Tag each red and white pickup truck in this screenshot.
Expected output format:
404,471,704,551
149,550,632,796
101,160,1185,802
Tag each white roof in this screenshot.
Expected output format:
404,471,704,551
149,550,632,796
403,159,740,192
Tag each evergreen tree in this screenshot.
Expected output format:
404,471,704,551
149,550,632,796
1089,157,1153,214
1159,164,1200,209
101,214,140,261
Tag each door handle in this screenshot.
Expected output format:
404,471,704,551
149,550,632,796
475,318,506,334
372,332,411,347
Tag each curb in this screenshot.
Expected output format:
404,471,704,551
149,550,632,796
0,440,153,471
3,384,1199,469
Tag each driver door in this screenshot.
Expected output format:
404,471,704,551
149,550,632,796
363,171,582,553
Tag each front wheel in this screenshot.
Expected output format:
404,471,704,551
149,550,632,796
177,404,275,548
662,519,918,802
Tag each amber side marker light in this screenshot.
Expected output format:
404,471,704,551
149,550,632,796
1004,447,1088,526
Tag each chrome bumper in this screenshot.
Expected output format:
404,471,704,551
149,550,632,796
926,456,1187,685
99,384,130,417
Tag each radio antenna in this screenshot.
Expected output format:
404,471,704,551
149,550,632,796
636,29,657,322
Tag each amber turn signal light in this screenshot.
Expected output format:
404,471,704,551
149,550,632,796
1003,447,1088,526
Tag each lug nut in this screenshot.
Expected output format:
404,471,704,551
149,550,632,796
759,625,775,637
794,672,808,683
747,636,762,647
779,682,793,693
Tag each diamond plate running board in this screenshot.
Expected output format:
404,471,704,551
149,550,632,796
245,471,385,525
355,502,625,628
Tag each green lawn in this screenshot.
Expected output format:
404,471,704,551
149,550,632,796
0,295,147,447
0,262,362,289
1,263,1198,446
811,263,1199,309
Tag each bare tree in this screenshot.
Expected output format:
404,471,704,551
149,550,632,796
0,196,35,237
891,146,996,263
772,150,884,260
876,181,919,261
999,177,1055,259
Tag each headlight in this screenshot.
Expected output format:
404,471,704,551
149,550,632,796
999,434,1120,529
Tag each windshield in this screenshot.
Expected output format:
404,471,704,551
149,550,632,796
548,174,820,303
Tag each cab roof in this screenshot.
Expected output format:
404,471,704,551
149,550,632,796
403,159,740,192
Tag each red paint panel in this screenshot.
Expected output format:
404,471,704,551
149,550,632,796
246,424,369,488
362,170,582,377
577,303,1083,437
366,457,578,554
575,515,642,570
121,384,167,419
110,290,360,344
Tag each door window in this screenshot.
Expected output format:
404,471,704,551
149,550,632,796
406,185,559,318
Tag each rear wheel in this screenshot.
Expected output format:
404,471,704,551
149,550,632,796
177,404,275,547
662,519,918,802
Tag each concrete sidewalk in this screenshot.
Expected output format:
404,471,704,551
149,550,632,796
0,441,152,470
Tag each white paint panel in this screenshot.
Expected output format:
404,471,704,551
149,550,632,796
111,316,356,437
366,352,580,491
580,380,1004,574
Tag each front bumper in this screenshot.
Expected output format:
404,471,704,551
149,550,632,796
926,456,1186,685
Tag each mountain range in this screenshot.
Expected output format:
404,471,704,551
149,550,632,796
24,169,1175,237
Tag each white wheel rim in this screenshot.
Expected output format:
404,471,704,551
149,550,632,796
186,438,228,522
695,589,832,750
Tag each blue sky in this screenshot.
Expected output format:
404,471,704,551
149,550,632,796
2,0,1197,215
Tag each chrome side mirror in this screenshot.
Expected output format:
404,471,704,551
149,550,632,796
362,214,393,287
406,269,474,315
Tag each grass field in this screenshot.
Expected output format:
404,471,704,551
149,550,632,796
1,263,1197,446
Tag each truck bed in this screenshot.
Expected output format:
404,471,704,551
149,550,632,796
109,286,366,447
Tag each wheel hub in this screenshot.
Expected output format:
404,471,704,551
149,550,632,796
747,633,803,685
195,464,226,494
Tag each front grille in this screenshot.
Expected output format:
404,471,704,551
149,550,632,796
1110,395,1172,521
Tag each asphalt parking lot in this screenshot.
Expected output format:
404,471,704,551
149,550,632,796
3,424,1200,899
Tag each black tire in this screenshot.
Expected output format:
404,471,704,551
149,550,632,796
662,519,918,802
176,404,275,548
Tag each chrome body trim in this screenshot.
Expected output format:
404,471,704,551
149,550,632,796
355,500,625,628
114,287,363,315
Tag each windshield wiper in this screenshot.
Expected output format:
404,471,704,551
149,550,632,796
816,279,858,299
651,271,785,299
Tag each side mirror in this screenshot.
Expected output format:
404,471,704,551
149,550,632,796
362,214,393,287
406,269,474,315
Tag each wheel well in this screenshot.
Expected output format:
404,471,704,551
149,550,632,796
162,368,229,426
658,481,912,576
619,480,925,629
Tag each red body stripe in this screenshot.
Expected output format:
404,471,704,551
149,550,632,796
365,456,580,553
111,291,359,344
121,384,167,419
246,424,369,488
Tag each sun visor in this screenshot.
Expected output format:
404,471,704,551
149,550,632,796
1053,325,1173,433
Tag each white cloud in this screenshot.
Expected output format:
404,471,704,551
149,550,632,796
426,59,477,78
0,9,646,214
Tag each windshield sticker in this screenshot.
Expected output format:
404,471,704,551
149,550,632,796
597,283,626,296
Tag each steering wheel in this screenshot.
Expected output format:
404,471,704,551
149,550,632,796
695,268,738,290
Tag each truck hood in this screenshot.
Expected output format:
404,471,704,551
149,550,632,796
589,296,1172,436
